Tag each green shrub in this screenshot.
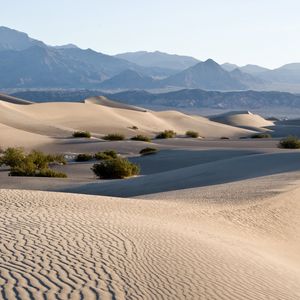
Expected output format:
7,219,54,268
156,130,176,139
91,158,140,179
72,131,91,138
75,153,94,162
131,135,151,142
278,136,300,149
185,130,199,138
37,169,67,178
94,150,118,160
251,133,272,139
0,147,25,168
103,133,125,141
2,147,67,178
47,154,67,165
139,147,158,156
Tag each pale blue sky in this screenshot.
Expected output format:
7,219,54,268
2,0,300,68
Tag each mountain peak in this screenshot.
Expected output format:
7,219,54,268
0,26,44,51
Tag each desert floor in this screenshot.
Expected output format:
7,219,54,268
0,96,300,299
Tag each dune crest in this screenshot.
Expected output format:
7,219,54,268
84,95,147,112
211,110,274,130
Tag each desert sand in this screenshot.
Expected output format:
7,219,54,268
0,95,300,299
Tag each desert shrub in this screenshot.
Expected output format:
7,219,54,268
185,130,199,138
251,133,272,139
95,150,118,160
103,133,125,141
131,135,151,142
278,136,300,149
156,130,176,139
91,158,140,179
139,147,158,156
220,136,230,139
0,147,25,168
75,153,94,162
2,147,67,177
37,169,67,178
130,126,138,130
47,154,67,165
72,131,91,138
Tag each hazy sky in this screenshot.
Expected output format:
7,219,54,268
2,0,300,68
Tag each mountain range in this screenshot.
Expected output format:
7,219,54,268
1,26,300,92
11,89,300,113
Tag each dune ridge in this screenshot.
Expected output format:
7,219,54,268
210,110,274,130
0,99,255,149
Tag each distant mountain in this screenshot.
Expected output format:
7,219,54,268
11,89,300,111
239,64,270,75
0,26,44,51
229,69,266,87
115,51,199,71
2,26,300,92
221,63,239,72
161,59,246,90
99,69,158,89
258,63,300,84
53,44,79,49
0,27,153,88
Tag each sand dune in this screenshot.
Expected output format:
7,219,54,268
0,122,52,148
0,93,32,105
84,95,147,112
67,151,300,197
0,183,299,299
1,95,300,299
0,100,255,149
211,110,274,130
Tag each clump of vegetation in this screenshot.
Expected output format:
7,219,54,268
278,136,300,149
185,130,199,138
251,133,272,139
220,136,230,140
91,158,140,179
103,133,125,141
131,135,151,142
75,153,94,162
129,126,138,130
156,130,176,139
94,150,118,160
72,131,91,138
0,147,25,168
139,147,158,156
0,148,67,178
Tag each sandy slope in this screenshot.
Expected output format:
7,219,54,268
67,151,300,197
0,123,52,148
0,100,255,149
84,95,147,112
0,93,32,105
210,111,274,130
0,182,299,299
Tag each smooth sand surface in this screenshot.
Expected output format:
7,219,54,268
210,110,274,130
84,95,147,112
66,151,300,197
0,99,255,150
0,178,299,299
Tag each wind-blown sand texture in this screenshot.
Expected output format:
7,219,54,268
0,180,299,299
